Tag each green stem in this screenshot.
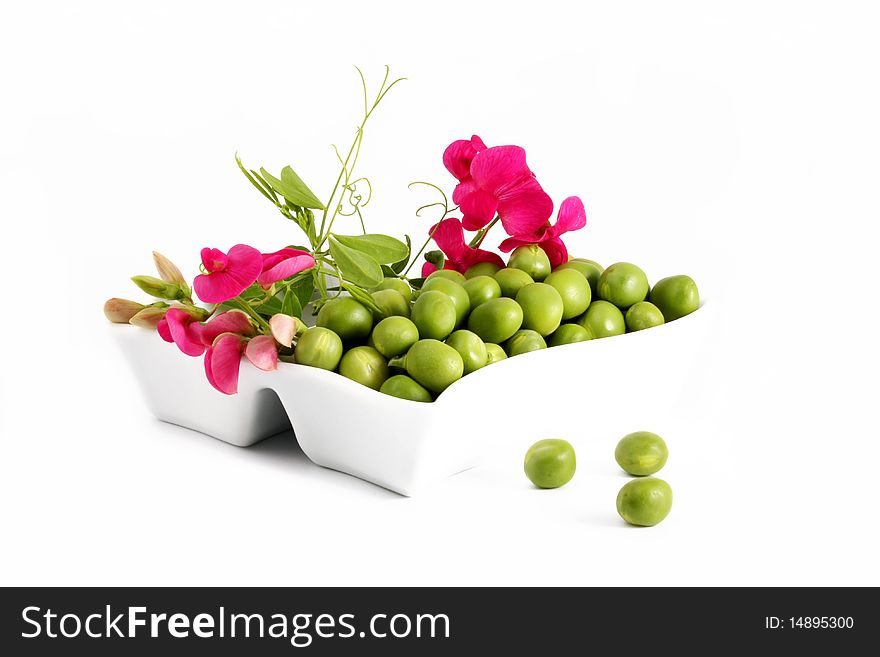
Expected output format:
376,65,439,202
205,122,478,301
470,216,500,248
403,220,445,277
233,296,271,332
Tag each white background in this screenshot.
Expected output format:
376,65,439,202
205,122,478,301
2,1,879,586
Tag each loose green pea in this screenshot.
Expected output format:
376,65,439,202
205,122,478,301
524,439,576,489
494,267,534,298
506,329,547,356
294,327,343,371
615,431,668,476
548,323,591,347
421,276,470,327
426,269,466,285
508,245,552,281
372,277,412,302
516,282,564,336
370,288,411,321
649,275,700,321
576,300,625,338
556,258,604,296
380,375,433,403
371,316,419,358
445,329,488,374
316,297,373,342
597,262,649,310
625,301,665,332
616,478,673,526
467,297,523,344
465,261,501,279
396,339,464,393
544,268,591,320
411,290,457,340
485,343,507,364
338,346,389,391
463,275,502,309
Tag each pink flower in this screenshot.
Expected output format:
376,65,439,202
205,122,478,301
258,248,315,288
203,333,279,395
158,308,255,356
193,244,263,304
445,137,553,236
422,218,505,275
499,196,586,269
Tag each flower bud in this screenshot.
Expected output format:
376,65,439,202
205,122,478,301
128,306,168,329
152,251,186,286
131,275,184,300
425,250,445,268
269,313,307,348
103,298,145,323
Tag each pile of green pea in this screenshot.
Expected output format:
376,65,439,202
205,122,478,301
294,244,700,402
524,431,673,527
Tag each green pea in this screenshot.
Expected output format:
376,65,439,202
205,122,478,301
524,439,576,489
380,375,433,403
597,262,649,310
467,297,523,344
463,275,502,309
371,316,419,358
516,282,564,336
576,300,625,338
508,245,551,281
426,269,466,285
411,290,457,340
370,288,411,321
338,346,389,391
625,301,665,332
294,327,343,371
548,323,591,347
506,329,547,356
372,277,412,302
445,329,488,375
649,275,700,321
465,261,501,279
615,431,668,476
556,258,604,296
392,339,464,393
616,478,673,526
421,277,470,327
485,343,507,365
544,268,591,320
494,267,534,298
316,297,372,342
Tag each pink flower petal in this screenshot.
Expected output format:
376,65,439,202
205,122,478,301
157,318,173,342
196,310,254,345
443,135,486,181
245,335,279,372
165,308,206,357
539,238,569,270
469,146,530,194
200,248,228,273
205,334,245,395
462,248,505,272
460,189,499,231
193,244,262,303
269,314,296,348
421,261,438,277
498,235,531,253
261,247,311,271
452,179,478,206
548,196,586,238
429,218,469,261
496,177,554,237
257,254,316,288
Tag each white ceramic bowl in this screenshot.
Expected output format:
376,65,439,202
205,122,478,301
113,302,711,495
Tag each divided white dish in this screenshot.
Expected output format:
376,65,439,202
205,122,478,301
113,302,711,495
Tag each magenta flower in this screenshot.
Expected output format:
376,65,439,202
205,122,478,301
158,308,255,356
193,244,263,304
258,248,315,288
499,196,587,269
421,218,505,276
445,137,553,236
203,333,279,395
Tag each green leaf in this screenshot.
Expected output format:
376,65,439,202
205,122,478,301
256,295,283,316
331,233,409,264
380,264,397,277
258,167,324,210
281,288,303,318
235,153,278,205
408,277,426,290
391,234,411,274
328,237,383,288
341,282,384,316
290,275,315,309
